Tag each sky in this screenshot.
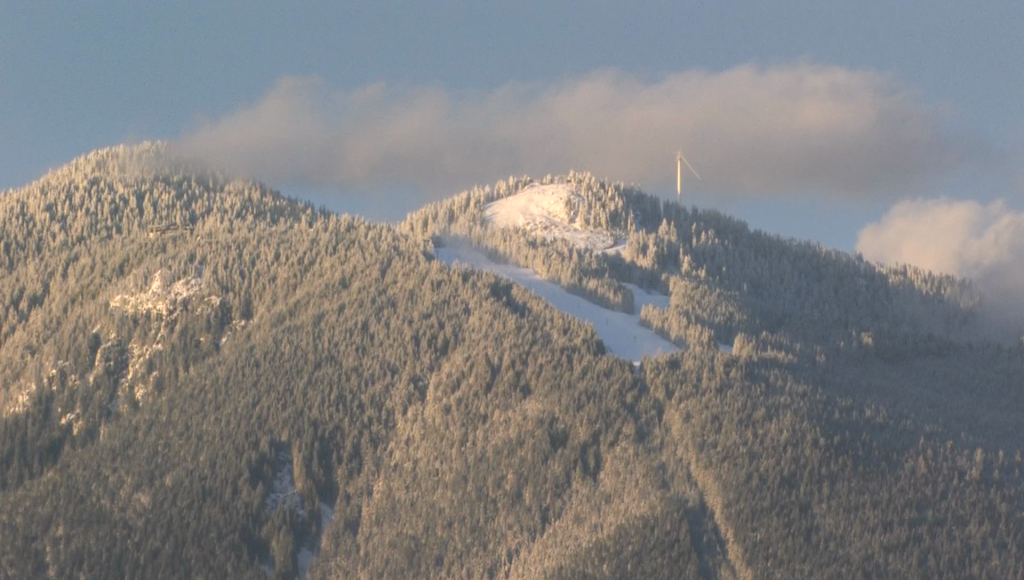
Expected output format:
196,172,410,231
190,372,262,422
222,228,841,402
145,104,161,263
1,1,1022,257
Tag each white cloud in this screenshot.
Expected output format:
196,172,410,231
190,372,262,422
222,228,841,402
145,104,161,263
857,198,1024,339
174,64,975,199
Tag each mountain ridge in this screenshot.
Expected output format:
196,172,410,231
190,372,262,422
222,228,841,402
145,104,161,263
0,144,1021,579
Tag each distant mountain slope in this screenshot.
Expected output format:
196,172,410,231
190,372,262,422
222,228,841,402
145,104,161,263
408,171,981,348
407,169,1024,577
0,146,710,579
1,146,1022,579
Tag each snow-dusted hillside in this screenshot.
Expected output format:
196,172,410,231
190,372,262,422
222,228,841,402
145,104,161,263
435,245,678,362
485,183,617,251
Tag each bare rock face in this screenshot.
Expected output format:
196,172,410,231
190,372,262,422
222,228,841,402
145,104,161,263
110,269,206,318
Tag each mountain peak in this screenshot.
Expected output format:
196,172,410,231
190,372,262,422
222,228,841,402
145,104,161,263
484,182,618,251
31,141,171,187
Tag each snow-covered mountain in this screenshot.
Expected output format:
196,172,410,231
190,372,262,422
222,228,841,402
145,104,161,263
4,147,1024,580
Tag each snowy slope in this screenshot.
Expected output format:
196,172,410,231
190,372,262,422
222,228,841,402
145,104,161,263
435,246,679,362
264,448,335,579
484,184,617,251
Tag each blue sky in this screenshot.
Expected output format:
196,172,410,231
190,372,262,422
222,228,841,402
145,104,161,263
2,1,1022,251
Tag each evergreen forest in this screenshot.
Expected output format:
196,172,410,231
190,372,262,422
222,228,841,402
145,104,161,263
1,144,1022,579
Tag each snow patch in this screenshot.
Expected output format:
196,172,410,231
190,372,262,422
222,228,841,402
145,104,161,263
319,502,335,529
297,548,314,576
4,382,38,418
485,184,616,251
109,271,229,407
218,319,248,347
110,269,206,318
602,240,628,255
298,502,335,577
718,342,734,354
436,246,679,362
4,362,81,422
264,447,335,578
267,449,304,518
126,342,164,403
59,411,82,435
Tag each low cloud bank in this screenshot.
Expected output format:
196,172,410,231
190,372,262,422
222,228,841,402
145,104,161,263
857,198,1024,341
174,64,974,199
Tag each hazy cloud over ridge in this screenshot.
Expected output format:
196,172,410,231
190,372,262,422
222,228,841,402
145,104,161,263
857,198,1024,339
175,64,976,198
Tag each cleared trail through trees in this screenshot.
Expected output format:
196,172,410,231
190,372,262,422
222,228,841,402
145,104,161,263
435,245,679,362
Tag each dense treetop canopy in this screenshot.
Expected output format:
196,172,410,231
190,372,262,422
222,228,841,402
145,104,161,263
1,145,1021,579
